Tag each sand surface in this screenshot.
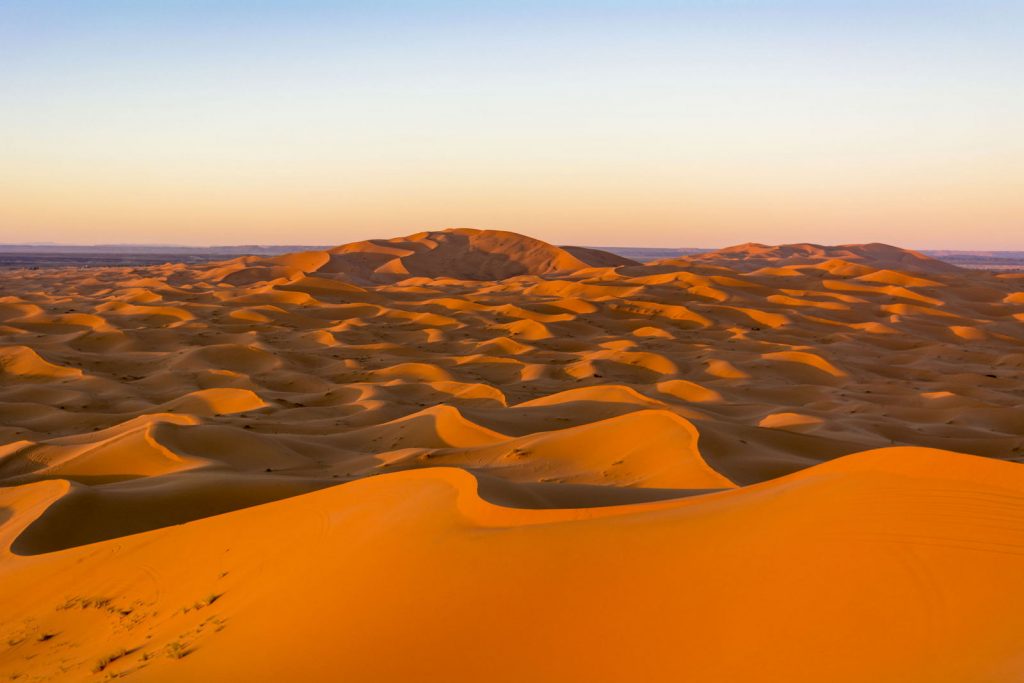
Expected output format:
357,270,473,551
1,229,1023,681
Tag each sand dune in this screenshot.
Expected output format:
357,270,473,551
203,228,639,286
664,241,962,274
1,228,1023,681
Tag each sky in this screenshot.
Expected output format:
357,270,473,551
0,0,1021,248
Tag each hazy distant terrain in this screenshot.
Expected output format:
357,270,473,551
0,244,327,268
922,251,1024,270
2,243,1022,270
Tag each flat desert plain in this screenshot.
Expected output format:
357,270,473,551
2,228,1024,682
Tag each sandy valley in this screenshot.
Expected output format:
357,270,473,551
2,228,1024,681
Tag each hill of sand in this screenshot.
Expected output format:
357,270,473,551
1,228,1023,681
205,228,638,286
660,241,963,274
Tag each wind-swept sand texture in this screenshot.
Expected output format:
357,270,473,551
2,228,1024,681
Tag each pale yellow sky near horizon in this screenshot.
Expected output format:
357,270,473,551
1,2,1021,249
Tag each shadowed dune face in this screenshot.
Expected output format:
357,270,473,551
2,229,1024,681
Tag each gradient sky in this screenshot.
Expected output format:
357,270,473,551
0,1,1021,248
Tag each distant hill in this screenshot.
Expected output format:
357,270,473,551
650,242,963,274
318,229,637,282
315,229,638,282
200,229,639,285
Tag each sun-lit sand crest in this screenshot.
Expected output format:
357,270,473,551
2,228,1024,681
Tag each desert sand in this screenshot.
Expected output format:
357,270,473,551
1,228,1023,682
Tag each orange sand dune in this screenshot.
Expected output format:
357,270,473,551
665,242,962,274
2,451,1023,682
1,228,1023,681
222,228,640,285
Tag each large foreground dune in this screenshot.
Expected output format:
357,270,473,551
1,228,1023,681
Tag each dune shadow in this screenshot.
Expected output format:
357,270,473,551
9,464,726,556
471,472,725,509
10,472,335,556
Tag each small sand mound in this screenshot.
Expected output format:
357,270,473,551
159,388,268,416
0,421,209,484
0,346,83,380
423,410,734,489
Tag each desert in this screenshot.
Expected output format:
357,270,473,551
1,227,1023,681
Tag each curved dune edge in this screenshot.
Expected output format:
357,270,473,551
415,409,735,489
1,447,1023,682
5,444,1015,556
0,419,211,486
3,406,735,555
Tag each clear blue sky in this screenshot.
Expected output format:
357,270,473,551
0,1,1020,247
